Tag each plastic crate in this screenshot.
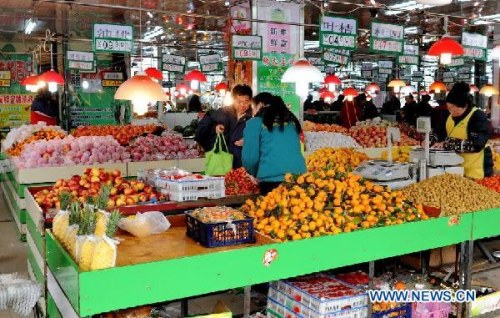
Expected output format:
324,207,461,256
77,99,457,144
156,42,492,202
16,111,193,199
155,176,224,191
267,297,368,318
161,188,225,202
372,303,411,318
412,302,451,318
186,211,255,247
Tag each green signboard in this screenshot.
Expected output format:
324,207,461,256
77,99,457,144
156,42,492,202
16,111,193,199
462,32,487,61
322,49,350,65
199,54,223,73
398,44,419,65
232,35,263,61
319,15,357,50
93,23,133,53
257,53,300,117
161,54,186,74
370,21,404,55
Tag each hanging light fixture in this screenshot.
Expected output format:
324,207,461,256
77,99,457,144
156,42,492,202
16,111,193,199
420,90,429,96
21,74,40,93
145,67,163,82
469,84,479,94
343,87,358,101
430,81,447,94
320,91,335,103
39,69,65,93
388,79,406,93
491,45,500,65
176,83,189,96
428,37,464,65
365,82,380,95
114,1,166,116
282,59,323,99
324,74,341,92
215,82,229,96
401,85,417,95
185,69,207,90
479,84,499,97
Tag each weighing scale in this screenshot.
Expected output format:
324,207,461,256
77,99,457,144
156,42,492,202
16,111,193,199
410,148,464,167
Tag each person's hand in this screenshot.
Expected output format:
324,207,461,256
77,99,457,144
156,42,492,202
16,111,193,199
234,139,244,147
215,124,225,134
431,142,444,149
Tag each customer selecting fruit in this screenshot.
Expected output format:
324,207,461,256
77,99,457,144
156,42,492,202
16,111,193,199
242,94,306,195
431,82,493,179
195,85,253,169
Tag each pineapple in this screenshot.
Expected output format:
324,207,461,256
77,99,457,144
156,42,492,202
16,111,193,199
75,206,97,263
79,236,98,271
52,191,72,240
91,210,122,271
95,211,110,237
62,202,81,252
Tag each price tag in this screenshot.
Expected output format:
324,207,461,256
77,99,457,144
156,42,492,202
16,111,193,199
232,35,262,61
370,21,404,55
161,54,186,73
93,23,133,53
320,15,357,50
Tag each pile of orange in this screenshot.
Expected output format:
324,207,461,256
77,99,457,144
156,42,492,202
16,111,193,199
242,171,428,241
303,121,348,133
306,148,368,172
7,129,66,156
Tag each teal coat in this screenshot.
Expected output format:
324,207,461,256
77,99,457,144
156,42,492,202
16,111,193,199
242,117,306,182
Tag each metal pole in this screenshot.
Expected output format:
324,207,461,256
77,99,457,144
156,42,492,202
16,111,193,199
243,286,251,317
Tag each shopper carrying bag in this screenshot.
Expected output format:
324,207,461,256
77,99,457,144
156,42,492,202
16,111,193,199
205,133,234,176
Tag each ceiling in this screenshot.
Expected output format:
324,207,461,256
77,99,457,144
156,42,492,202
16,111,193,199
0,0,498,60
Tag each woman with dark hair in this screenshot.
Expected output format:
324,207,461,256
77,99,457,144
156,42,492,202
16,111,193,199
242,95,306,195
31,88,58,125
252,92,274,116
432,82,493,179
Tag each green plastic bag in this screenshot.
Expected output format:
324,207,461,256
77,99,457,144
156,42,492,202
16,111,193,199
205,133,233,176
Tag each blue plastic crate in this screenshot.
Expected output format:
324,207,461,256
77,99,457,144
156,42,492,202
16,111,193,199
372,303,411,318
186,212,255,248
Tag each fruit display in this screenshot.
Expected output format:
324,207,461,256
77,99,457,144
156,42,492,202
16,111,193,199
306,148,368,172
2,122,66,152
476,176,500,193
242,170,428,241
355,118,395,128
224,168,260,196
127,133,200,161
34,168,164,210
303,121,348,133
304,132,360,152
12,136,130,168
172,119,198,138
190,206,247,223
380,146,412,163
7,129,66,156
71,124,158,145
335,271,370,287
402,174,500,216
349,126,420,148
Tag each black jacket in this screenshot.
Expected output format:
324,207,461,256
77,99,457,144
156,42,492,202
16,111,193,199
195,107,252,169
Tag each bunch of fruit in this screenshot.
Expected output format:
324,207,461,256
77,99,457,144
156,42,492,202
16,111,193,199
7,129,66,156
190,206,247,223
306,148,368,172
3,122,66,151
35,168,164,210
12,136,130,168
225,168,260,195
380,146,412,163
71,124,158,145
241,170,428,241
476,176,500,193
355,118,395,128
127,133,200,161
349,126,419,148
402,174,500,216
303,121,348,133
304,132,360,152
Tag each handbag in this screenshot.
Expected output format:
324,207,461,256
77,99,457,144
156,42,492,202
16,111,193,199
205,133,233,176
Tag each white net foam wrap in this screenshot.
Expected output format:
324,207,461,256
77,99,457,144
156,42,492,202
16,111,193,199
0,273,42,316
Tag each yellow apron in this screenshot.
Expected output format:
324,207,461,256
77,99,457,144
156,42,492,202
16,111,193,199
445,107,484,179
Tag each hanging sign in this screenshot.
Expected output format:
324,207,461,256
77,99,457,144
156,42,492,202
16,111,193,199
199,54,223,73
379,61,393,68
362,70,372,77
449,57,465,68
319,15,357,50
67,51,95,71
267,23,291,53
93,23,133,53
161,54,186,73
0,71,11,87
322,49,350,65
463,46,486,61
412,71,424,82
307,57,324,72
398,44,420,65
461,32,487,61
101,72,124,86
378,68,393,75
457,73,470,81
232,35,263,60
370,22,404,55
0,95,33,128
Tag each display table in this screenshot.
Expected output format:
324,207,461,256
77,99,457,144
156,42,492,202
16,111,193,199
44,210,500,317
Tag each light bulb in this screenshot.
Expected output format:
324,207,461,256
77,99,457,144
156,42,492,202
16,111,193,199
325,97,332,103
328,83,336,92
220,89,226,97
435,89,441,94
132,99,149,116
48,82,58,93
440,53,452,65
346,95,354,101
190,80,199,90
394,86,401,93
180,88,187,96
295,82,309,99
38,80,46,88
82,80,90,90
223,93,233,106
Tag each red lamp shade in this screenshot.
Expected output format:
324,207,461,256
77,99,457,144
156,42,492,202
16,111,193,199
430,81,447,93
343,87,358,97
185,70,207,82
319,87,328,94
320,91,335,100
39,69,65,85
420,90,429,95
324,74,341,85
21,74,39,86
176,83,189,94
215,82,228,92
145,67,163,81
428,37,464,64
365,82,380,93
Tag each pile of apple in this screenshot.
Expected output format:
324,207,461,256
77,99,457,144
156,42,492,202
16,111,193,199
348,126,419,148
34,168,165,211
127,133,200,162
71,124,158,145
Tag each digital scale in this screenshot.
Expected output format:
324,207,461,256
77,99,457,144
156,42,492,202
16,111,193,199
410,148,464,167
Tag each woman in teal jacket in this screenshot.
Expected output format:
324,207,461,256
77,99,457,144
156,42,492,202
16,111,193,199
242,94,306,195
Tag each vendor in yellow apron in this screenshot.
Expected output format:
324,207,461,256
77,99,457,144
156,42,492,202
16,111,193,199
445,107,485,179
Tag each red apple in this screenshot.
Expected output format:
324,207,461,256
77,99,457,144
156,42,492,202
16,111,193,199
90,176,100,183
114,177,124,186
112,169,121,178
138,194,147,202
123,188,135,196
143,186,153,194
125,197,135,206
110,187,118,196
